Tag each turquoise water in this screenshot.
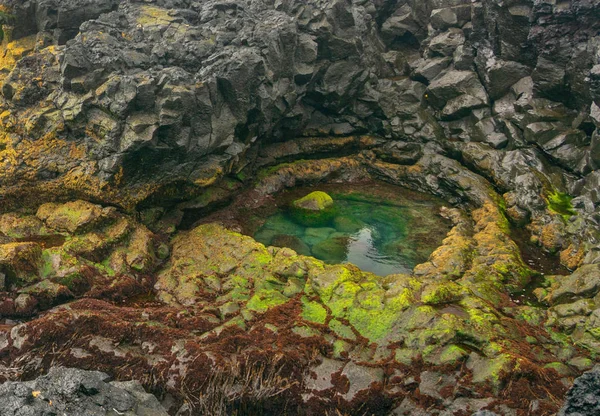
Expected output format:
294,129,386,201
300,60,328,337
252,186,451,276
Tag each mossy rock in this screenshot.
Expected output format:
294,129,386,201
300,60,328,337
294,191,334,211
546,190,577,220
333,215,365,234
290,191,336,227
421,282,465,305
0,242,43,285
37,201,107,234
0,213,46,238
271,234,311,256
301,296,328,324
311,236,349,263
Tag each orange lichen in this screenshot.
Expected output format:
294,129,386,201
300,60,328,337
559,242,584,270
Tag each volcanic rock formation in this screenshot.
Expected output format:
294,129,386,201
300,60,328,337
0,0,599,415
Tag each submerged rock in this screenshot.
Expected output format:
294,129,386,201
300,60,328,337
311,235,349,263
271,234,312,257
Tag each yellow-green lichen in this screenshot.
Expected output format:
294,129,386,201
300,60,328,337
546,191,577,220
246,289,289,313
301,296,328,324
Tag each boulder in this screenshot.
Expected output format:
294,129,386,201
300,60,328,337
426,70,489,115
36,201,107,234
549,264,600,305
558,367,600,416
290,191,337,227
427,28,465,57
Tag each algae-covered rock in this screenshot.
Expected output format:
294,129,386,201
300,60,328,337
37,201,108,234
271,234,312,256
290,191,336,227
549,264,600,304
0,214,46,238
466,353,515,389
0,200,159,315
294,191,334,211
420,281,465,305
333,215,365,234
0,242,43,285
311,236,349,263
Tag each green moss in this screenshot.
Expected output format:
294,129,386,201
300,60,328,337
439,344,468,365
324,280,362,317
40,250,55,278
329,319,356,340
586,326,600,340
313,268,415,342
55,272,84,291
421,282,463,305
546,191,577,220
470,354,514,386
250,250,273,266
493,196,511,233
294,192,334,210
301,296,328,324
97,260,116,277
246,289,289,313
549,329,572,347
344,289,413,342
492,260,535,289
515,306,545,326
312,266,357,301
332,339,352,359
229,275,251,301
283,277,305,297
290,192,337,227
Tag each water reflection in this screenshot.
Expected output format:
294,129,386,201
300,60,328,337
345,227,413,275
253,191,450,276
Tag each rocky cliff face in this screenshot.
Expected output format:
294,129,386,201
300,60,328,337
0,0,600,415
0,0,598,209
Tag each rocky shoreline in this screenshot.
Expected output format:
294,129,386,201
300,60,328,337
0,0,599,414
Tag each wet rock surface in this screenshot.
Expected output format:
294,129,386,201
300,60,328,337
0,0,598,414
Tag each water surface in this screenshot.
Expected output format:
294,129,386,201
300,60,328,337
251,182,452,276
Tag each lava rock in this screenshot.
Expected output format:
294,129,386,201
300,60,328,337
558,366,600,416
0,367,168,416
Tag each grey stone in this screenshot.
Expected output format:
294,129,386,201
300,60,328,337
559,367,600,416
550,264,600,304
340,362,384,401
0,367,168,416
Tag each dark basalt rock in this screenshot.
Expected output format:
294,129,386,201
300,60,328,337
0,367,168,416
0,0,597,210
559,366,600,416
0,0,598,415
